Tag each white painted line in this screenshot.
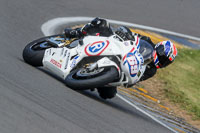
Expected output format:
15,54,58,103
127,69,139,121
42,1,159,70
41,17,92,36
41,16,200,41
116,94,178,133
41,17,180,133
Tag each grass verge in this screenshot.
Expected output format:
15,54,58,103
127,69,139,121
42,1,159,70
156,48,200,119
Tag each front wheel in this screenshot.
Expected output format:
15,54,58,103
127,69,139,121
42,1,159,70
22,34,64,66
65,66,119,90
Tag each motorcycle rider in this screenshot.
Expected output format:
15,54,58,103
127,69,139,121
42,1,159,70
64,17,177,82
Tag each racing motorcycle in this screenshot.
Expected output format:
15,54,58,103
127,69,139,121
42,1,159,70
23,33,153,99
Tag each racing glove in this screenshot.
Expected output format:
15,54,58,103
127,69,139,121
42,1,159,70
64,28,83,38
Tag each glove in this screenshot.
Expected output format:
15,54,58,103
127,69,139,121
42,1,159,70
64,28,72,38
64,28,81,38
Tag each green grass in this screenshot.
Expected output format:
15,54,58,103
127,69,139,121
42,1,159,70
156,48,200,119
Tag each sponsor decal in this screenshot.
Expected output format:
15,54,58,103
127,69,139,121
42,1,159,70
123,53,139,77
70,56,79,68
50,59,62,68
123,52,143,77
64,52,70,69
122,37,140,61
124,41,129,46
85,40,110,56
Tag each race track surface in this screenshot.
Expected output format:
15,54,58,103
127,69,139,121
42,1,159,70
1,0,200,133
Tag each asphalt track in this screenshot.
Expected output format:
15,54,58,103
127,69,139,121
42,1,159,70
1,0,200,133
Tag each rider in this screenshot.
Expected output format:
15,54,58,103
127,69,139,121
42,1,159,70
64,17,177,82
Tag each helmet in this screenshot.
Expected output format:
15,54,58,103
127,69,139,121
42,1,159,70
153,40,177,68
91,17,109,28
85,17,113,37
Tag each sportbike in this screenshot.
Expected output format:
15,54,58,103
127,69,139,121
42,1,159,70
23,33,153,99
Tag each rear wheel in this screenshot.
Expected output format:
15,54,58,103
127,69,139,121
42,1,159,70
22,34,64,66
65,66,119,90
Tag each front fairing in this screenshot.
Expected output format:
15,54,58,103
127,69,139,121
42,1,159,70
77,35,140,58
120,36,147,85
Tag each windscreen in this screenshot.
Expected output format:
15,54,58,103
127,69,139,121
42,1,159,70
139,40,154,65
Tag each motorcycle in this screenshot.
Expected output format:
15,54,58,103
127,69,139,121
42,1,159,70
23,33,153,99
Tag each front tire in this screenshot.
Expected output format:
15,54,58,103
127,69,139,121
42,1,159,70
65,67,119,90
22,34,64,66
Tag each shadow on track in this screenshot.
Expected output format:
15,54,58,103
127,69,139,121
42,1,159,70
19,58,155,123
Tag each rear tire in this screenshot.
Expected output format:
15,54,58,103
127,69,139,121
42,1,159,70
65,67,119,90
97,86,117,99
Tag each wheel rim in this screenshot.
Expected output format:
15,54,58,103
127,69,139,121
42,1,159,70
31,42,51,51
75,67,105,78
